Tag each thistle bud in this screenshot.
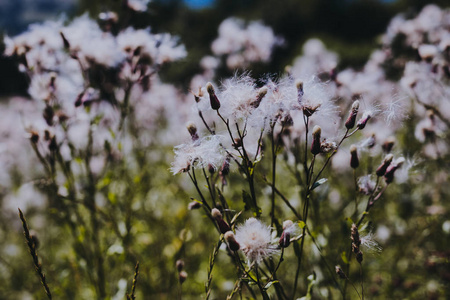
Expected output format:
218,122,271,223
188,200,202,210
335,265,347,279
296,79,304,103
206,82,220,110
30,130,39,144
376,154,394,177
345,100,360,129
176,259,185,272
186,122,199,141
382,136,395,153
350,145,359,169
357,111,372,130
208,164,215,174
384,157,405,184
219,156,231,177
250,86,268,108
211,208,231,234
224,231,240,251
211,208,222,219
311,125,321,155
178,271,188,284
356,251,363,263
279,220,294,248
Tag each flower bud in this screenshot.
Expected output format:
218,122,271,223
345,100,360,129
219,156,231,177
43,105,54,126
311,125,321,155
206,82,220,110
279,231,291,248
178,271,188,284
335,265,347,279
250,86,268,108
382,136,395,153
188,200,202,210
186,122,199,141
211,208,222,219
176,259,185,272
211,208,231,234
224,231,240,251
376,154,394,177
357,111,372,130
384,157,405,184
350,145,359,169
29,130,39,144
356,251,363,263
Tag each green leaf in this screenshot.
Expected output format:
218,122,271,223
230,210,243,226
242,190,261,217
264,280,279,290
311,178,328,190
297,220,306,229
341,251,349,264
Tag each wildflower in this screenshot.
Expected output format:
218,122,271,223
345,100,360,129
235,218,279,265
171,135,225,174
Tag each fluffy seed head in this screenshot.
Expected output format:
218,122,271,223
235,218,279,265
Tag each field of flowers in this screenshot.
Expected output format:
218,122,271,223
1,2,449,299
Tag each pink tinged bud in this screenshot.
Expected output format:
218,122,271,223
176,259,185,272
224,231,240,251
206,82,220,110
217,219,231,234
188,201,202,210
178,271,188,284
336,265,347,279
279,231,291,248
384,157,405,184
211,208,222,219
357,112,372,130
345,100,360,129
376,154,394,177
219,156,231,177
186,122,199,141
311,125,321,155
211,208,231,233
350,145,359,169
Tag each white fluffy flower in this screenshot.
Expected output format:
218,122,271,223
171,135,225,174
234,218,279,265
